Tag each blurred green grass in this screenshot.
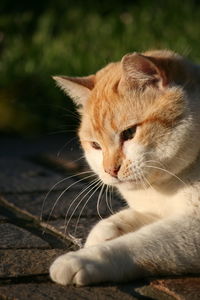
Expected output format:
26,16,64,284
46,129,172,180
1,0,200,136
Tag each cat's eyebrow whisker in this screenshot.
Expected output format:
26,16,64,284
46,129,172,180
70,155,85,163
144,165,187,187
45,104,80,119
63,178,101,234
45,173,97,224
73,181,103,236
65,180,102,234
56,136,78,157
50,129,78,135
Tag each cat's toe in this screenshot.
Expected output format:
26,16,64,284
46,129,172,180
50,252,82,285
49,250,103,286
85,220,122,247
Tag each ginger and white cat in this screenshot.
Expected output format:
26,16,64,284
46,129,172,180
50,50,200,286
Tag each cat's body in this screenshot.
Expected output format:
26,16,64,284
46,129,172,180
50,50,200,285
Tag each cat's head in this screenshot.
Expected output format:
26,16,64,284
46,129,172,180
54,50,200,189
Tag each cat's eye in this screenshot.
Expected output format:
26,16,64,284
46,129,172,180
91,141,101,150
121,125,137,142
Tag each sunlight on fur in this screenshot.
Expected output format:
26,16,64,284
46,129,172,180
50,50,200,286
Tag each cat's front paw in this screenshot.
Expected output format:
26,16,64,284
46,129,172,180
85,220,123,247
50,246,111,286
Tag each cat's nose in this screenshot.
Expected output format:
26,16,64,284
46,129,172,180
105,166,120,178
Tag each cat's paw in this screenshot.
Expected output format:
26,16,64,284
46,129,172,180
50,246,111,286
85,220,123,247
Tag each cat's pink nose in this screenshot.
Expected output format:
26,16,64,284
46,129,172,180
105,166,120,178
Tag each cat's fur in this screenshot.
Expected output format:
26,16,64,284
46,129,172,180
50,50,200,286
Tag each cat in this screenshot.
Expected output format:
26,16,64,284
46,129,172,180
50,50,200,286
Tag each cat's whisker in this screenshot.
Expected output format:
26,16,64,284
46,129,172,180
144,164,187,187
130,164,143,189
145,160,167,169
138,170,148,190
46,104,80,120
40,170,95,221
96,184,105,220
105,184,114,215
110,185,114,214
108,186,115,215
155,144,190,165
45,174,97,224
149,141,190,166
56,136,78,157
173,156,188,163
63,178,100,234
140,169,154,191
73,181,103,236
70,155,85,163
50,129,78,135
65,180,101,234
62,113,80,122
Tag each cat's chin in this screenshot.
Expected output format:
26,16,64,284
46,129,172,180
117,180,145,190
98,174,120,186
99,176,143,190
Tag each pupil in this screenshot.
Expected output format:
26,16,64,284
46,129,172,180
121,126,136,141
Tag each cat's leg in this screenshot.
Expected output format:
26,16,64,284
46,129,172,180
85,208,158,247
50,214,200,286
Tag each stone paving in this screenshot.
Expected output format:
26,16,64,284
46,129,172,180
1,134,200,300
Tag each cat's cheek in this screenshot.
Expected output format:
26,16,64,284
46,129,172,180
84,149,103,175
123,140,145,162
84,149,119,185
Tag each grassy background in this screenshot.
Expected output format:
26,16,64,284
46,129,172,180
1,0,200,136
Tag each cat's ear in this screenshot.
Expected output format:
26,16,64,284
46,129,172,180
52,75,95,106
121,53,168,89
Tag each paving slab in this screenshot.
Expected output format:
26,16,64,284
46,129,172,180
3,189,124,220
0,223,50,249
48,216,101,245
4,191,82,220
136,284,176,300
0,158,71,193
2,190,124,247
150,277,200,300
1,135,200,300
0,281,156,300
0,249,65,278
0,213,8,222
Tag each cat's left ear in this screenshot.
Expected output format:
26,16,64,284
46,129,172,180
52,75,95,106
121,53,168,89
